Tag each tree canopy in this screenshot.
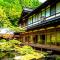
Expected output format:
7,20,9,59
0,0,41,32
20,0,41,9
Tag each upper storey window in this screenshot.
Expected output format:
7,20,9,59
56,2,60,13
28,16,32,24
38,13,41,20
46,6,50,17
36,14,39,21
28,19,30,24
35,14,38,21
50,4,56,16
33,14,36,22
42,9,45,17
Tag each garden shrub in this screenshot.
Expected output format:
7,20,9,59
0,39,45,60
0,39,6,42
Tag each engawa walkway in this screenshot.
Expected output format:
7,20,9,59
22,43,60,52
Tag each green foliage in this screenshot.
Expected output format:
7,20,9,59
0,0,22,28
0,39,45,60
56,55,60,60
16,45,35,55
0,52,6,58
0,39,6,42
21,0,41,9
0,0,41,32
22,53,44,60
0,39,21,58
9,26,25,32
15,45,45,60
0,39,21,51
9,39,21,45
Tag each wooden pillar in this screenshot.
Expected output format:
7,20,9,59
38,34,40,44
50,32,51,46
45,28,47,45
23,36,25,42
55,27,57,45
30,34,33,43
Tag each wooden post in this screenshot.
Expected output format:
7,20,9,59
50,33,51,47
45,28,47,45
55,27,57,46
23,36,25,43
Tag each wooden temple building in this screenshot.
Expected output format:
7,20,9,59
19,0,60,52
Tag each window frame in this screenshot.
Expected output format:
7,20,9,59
50,3,56,16
46,6,50,18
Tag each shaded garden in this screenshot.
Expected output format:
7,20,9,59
0,39,47,60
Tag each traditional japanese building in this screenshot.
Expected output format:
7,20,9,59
19,0,60,51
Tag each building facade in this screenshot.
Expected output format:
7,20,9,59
19,0,60,51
